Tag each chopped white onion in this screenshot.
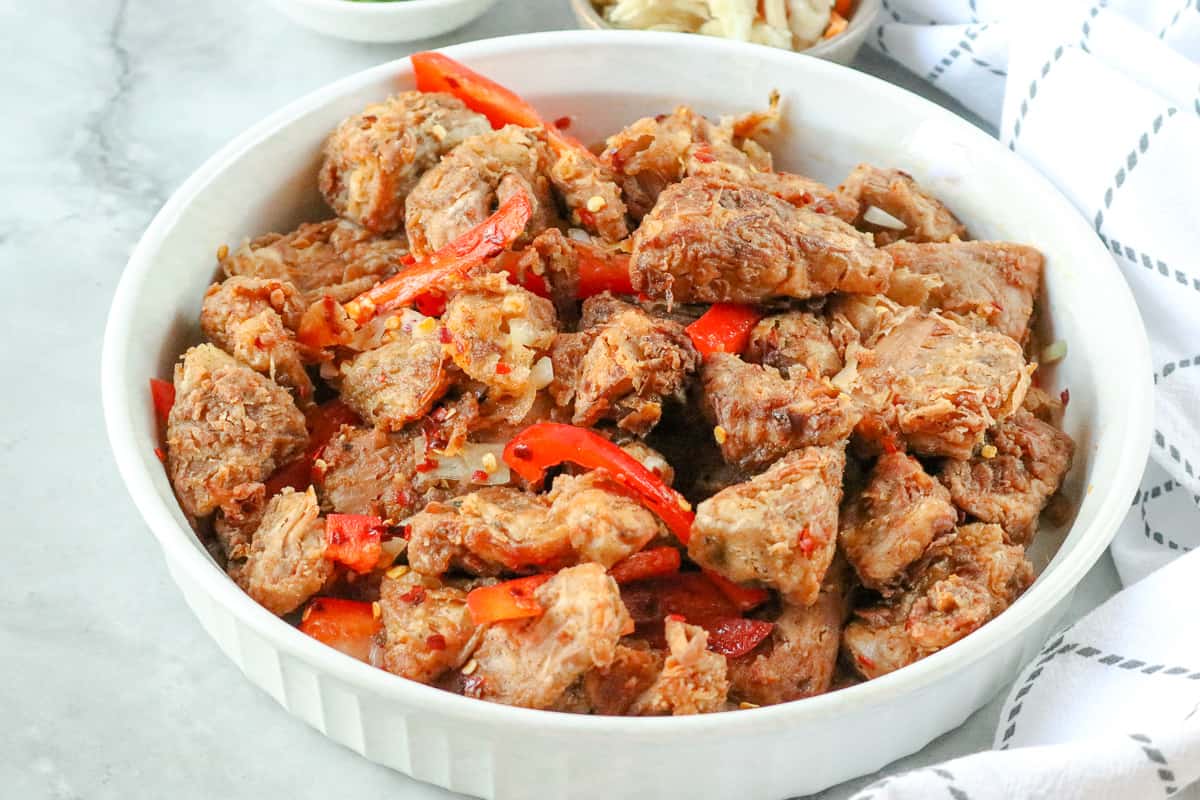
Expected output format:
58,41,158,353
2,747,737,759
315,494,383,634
530,356,555,390
508,319,538,350
862,205,907,230
1041,340,1068,364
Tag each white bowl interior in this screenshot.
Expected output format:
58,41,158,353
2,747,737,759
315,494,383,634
103,31,1151,799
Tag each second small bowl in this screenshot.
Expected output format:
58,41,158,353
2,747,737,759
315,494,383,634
267,0,501,43
570,0,881,64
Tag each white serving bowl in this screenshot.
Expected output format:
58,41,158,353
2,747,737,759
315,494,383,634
266,0,500,43
102,31,1151,800
570,0,881,65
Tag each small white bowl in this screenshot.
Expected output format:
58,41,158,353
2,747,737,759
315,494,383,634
103,31,1151,800
266,0,500,43
570,0,881,64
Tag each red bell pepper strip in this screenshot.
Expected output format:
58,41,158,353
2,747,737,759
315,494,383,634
149,378,175,424
264,400,361,497
324,514,386,574
685,304,764,359
410,51,597,164
703,569,771,612
298,193,533,350
299,597,380,663
344,192,533,325
575,243,633,297
466,574,553,625
503,423,695,544
705,617,775,658
608,547,682,585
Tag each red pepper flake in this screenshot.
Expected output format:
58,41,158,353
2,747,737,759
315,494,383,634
692,144,715,163
511,443,532,461
401,524,413,541
856,653,876,671
426,634,447,651
462,673,486,698
399,586,426,605
798,191,814,205
438,326,453,344
154,446,167,463
553,115,571,130
1060,388,1070,407
577,208,596,229
665,613,686,623
494,362,511,375
472,469,490,483
796,527,818,557
416,457,439,473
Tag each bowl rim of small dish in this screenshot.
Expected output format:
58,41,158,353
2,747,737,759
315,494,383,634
569,0,883,58
101,29,1152,735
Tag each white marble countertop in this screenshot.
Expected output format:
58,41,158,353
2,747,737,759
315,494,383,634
1,1,1122,797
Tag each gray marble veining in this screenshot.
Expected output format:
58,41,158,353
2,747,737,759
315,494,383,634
0,1,1112,797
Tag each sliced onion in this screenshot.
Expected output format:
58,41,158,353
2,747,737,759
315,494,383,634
426,439,511,486
862,205,907,230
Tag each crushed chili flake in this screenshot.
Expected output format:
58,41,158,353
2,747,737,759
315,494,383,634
511,443,532,461
798,191,814,205
494,362,511,375
401,524,413,541
426,634,447,651
154,447,167,463
577,208,597,229
1060,388,1070,407
399,586,426,605
796,527,818,557
665,613,686,623
438,326,453,344
856,654,877,670
472,469,489,483
416,457,439,473
553,115,571,130
692,145,715,163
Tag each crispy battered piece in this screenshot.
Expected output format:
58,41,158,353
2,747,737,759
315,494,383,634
840,453,957,592
319,91,490,234
744,311,843,379
689,445,846,605
228,488,332,616
701,353,859,471
166,345,307,519
221,219,410,304
581,644,664,715
840,164,968,246
841,306,1032,460
550,294,699,436
885,241,1044,343
549,146,629,241
728,564,849,705
338,331,452,431
378,570,478,684
627,618,729,715
843,523,1033,679
602,104,854,220
318,426,455,522
442,272,558,422
546,472,665,568
940,409,1075,544
405,126,559,256
1022,385,1066,428
405,488,570,577
469,564,632,709
200,276,313,401
630,177,892,304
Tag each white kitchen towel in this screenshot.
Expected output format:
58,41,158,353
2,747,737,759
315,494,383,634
869,0,1200,586
849,550,1200,799
852,2,1200,797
